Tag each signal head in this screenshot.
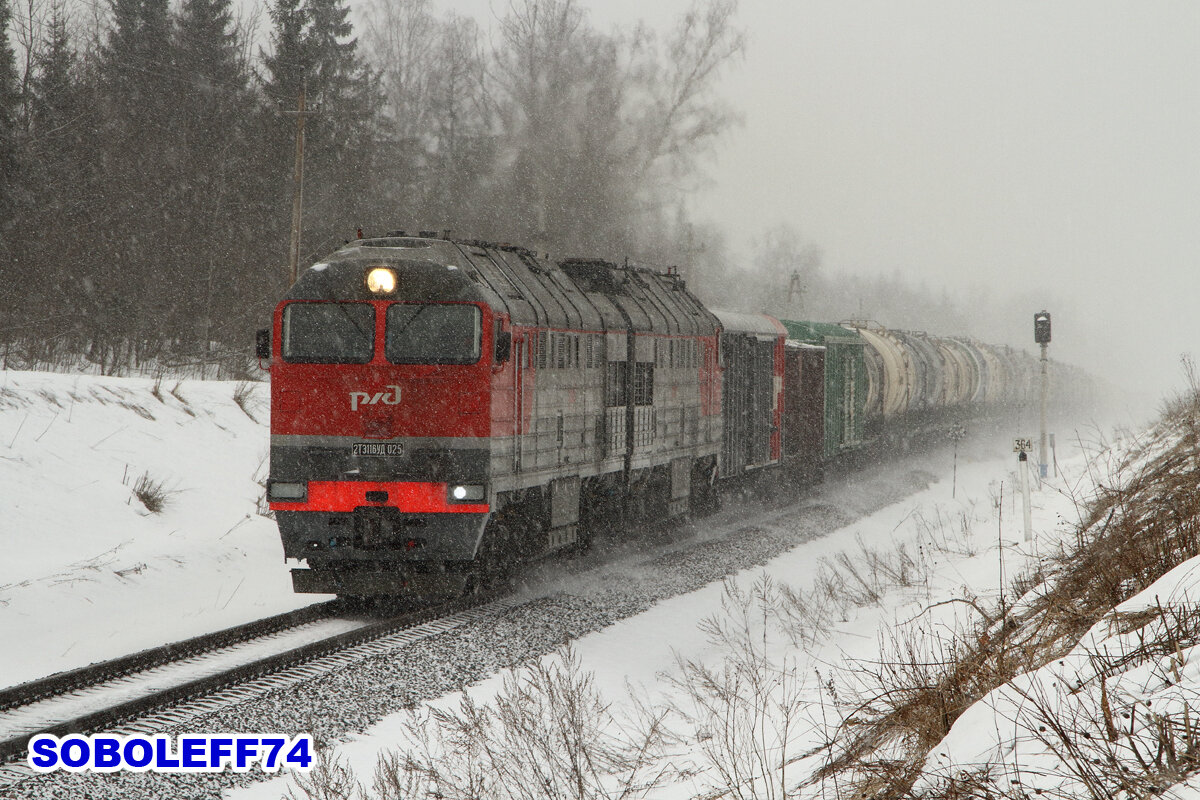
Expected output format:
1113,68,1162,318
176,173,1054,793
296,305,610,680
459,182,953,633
1034,311,1051,344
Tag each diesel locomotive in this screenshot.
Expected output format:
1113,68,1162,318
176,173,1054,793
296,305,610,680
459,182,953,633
259,233,1073,598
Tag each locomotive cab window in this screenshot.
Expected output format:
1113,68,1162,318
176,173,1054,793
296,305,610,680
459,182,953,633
281,302,374,363
386,303,481,364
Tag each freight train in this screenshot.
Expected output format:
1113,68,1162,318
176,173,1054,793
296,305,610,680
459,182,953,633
258,233,1083,598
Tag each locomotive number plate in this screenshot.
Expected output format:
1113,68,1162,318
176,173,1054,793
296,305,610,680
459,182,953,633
352,442,405,457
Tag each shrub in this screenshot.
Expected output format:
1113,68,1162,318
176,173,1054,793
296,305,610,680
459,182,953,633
130,470,173,514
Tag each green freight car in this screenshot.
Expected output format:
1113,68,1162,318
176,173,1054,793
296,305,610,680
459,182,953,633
780,320,867,459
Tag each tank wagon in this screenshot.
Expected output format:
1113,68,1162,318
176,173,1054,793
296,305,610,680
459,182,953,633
783,319,1065,452
259,234,1090,598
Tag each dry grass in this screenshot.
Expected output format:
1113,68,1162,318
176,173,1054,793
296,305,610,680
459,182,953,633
127,470,174,513
232,380,260,422
0,334,258,379
813,389,1200,799
660,576,809,800
253,455,274,519
286,647,667,800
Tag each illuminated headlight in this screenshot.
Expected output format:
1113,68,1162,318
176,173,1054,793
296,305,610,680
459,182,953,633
448,484,485,502
366,267,397,294
268,481,307,501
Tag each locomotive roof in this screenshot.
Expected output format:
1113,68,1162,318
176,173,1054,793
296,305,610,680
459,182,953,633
288,237,720,336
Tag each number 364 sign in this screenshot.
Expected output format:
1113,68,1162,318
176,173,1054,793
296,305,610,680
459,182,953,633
1013,438,1033,453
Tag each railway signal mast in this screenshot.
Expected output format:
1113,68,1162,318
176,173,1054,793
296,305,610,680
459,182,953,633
1034,311,1052,478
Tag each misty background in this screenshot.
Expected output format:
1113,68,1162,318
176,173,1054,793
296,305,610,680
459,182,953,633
1,0,1193,404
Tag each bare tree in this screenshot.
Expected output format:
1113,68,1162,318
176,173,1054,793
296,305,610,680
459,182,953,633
487,0,743,257
362,0,435,144
632,0,744,185
422,13,493,230
491,0,589,247
359,1,493,234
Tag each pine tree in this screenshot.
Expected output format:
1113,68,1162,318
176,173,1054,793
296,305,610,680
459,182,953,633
0,0,19,245
0,0,26,335
174,0,258,347
262,0,306,107
92,0,181,350
103,0,173,110
19,10,99,332
261,0,380,263
30,11,78,135
176,0,243,96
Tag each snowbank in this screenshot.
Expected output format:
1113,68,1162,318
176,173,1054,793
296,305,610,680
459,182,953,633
0,371,312,690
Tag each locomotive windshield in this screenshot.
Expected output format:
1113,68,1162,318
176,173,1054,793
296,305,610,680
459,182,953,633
281,302,374,363
386,303,481,364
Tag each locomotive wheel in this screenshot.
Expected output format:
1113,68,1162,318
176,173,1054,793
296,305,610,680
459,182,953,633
689,458,721,516
474,513,524,584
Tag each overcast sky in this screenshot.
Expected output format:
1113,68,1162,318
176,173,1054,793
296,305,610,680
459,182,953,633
410,0,1199,399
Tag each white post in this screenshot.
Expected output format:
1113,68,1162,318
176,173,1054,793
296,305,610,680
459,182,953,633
1019,451,1033,542
1039,342,1049,479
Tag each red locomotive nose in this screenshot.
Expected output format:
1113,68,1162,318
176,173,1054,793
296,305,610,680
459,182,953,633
270,300,492,441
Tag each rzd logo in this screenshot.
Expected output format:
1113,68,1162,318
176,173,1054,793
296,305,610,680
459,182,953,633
350,385,401,411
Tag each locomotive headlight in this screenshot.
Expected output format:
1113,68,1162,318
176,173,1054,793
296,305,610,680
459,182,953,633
268,481,307,501
366,267,397,294
448,484,485,502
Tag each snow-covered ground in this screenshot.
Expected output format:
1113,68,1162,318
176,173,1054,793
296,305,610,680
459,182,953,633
226,422,1110,799
0,370,312,690
10,366,1192,800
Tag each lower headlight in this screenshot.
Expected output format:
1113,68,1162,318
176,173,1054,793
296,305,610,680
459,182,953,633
448,484,485,502
269,481,307,501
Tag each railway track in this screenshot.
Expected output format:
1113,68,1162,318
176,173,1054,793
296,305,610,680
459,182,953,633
0,440,969,795
0,599,344,714
0,589,511,775
0,442,974,799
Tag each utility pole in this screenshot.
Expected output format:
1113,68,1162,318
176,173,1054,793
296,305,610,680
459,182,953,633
1034,311,1052,479
283,77,310,286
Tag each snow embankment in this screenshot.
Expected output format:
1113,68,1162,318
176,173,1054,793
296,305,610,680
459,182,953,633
0,370,309,690
228,431,1098,800
907,406,1200,799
